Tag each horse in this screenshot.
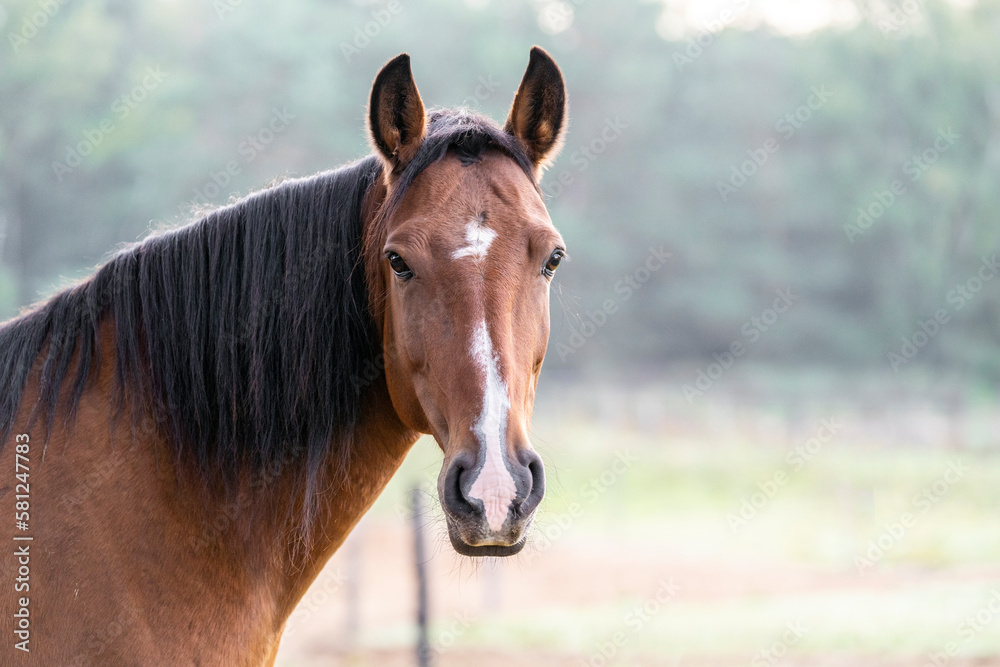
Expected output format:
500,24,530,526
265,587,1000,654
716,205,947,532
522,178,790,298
0,47,567,664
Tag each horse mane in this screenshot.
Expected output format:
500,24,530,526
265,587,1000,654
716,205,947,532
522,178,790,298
0,108,535,531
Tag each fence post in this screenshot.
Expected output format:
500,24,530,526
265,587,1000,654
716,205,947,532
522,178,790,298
412,486,431,666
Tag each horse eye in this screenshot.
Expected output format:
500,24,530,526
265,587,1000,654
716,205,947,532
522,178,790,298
386,252,413,279
543,250,564,277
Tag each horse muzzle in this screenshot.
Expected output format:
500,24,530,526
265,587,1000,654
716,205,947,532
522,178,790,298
438,447,545,557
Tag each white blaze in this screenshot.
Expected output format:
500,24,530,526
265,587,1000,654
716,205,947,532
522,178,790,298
452,219,497,261
466,320,517,533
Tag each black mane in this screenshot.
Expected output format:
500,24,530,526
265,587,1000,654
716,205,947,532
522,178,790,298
0,109,534,524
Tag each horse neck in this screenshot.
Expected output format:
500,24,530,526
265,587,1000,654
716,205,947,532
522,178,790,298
134,346,415,662
68,323,416,663
267,378,420,617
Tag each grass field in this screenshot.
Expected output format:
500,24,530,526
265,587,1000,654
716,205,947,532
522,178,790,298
275,385,1000,666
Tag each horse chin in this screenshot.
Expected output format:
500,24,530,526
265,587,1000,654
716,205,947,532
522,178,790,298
446,524,527,558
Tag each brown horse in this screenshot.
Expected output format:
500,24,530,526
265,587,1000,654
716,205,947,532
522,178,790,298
0,48,567,664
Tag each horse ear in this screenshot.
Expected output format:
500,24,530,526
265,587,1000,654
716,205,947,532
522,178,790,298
368,53,426,174
504,46,568,174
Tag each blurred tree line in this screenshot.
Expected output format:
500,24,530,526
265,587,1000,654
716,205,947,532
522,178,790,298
1,0,998,382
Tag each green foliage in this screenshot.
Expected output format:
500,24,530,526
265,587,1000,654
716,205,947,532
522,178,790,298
1,0,997,380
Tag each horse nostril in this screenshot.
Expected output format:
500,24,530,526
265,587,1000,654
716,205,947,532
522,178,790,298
514,450,545,518
443,452,477,518
443,448,544,528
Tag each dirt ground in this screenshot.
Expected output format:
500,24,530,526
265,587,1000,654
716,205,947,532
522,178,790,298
289,651,1000,667
274,516,1000,667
